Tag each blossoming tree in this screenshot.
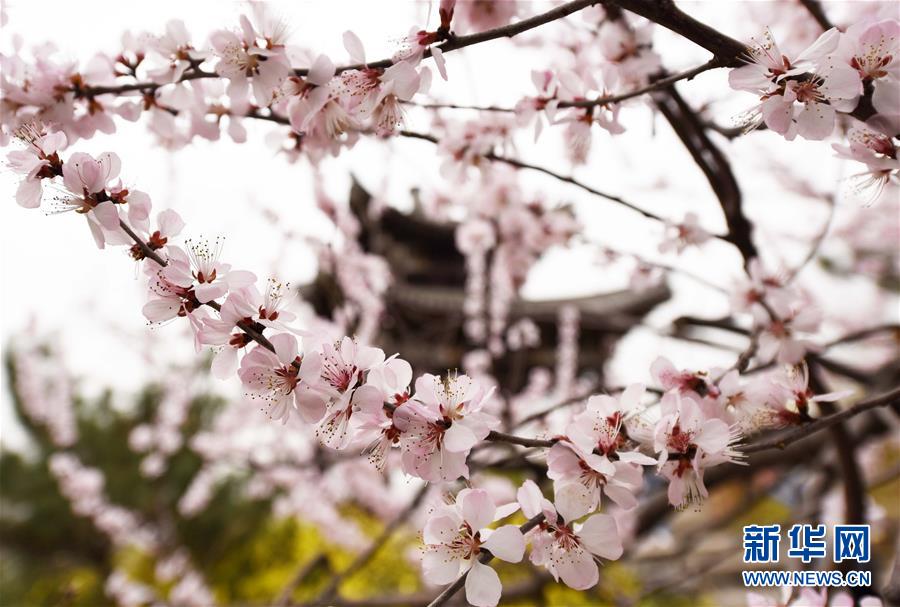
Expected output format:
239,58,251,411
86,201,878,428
2,1,899,605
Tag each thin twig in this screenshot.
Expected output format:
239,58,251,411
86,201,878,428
276,554,328,606
560,60,719,109
786,194,835,283
398,130,736,243
311,485,429,604
824,324,900,349
408,59,720,113
485,430,557,449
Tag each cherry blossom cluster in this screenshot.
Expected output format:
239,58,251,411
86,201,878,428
10,338,216,605
128,378,194,478
728,21,899,197
0,4,447,161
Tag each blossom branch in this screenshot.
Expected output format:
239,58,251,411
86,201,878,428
742,385,900,454
116,216,279,355
324,0,601,75
603,0,747,66
81,0,602,98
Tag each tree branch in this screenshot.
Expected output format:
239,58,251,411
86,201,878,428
654,86,757,264
603,0,747,66
116,219,279,357
798,0,835,30
742,385,900,454
406,59,720,113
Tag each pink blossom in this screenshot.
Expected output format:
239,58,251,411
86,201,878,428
756,296,821,365
730,28,863,139
767,362,854,424
729,28,839,93
396,373,499,481
830,591,883,607
577,390,657,451
514,70,560,141
210,14,291,107
7,125,66,208
840,19,900,128
142,246,197,322
832,126,900,200
658,212,712,254
356,356,413,469
653,394,743,507
107,207,183,261
517,481,623,590
730,259,787,318
237,333,323,423
547,442,645,511
162,237,256,304
57,151,125,247
454,0,518,34
422,488,524,607
761,69,862,140
144,19,206,84
548,386,654,510
309,337,386,449
651,357,718,400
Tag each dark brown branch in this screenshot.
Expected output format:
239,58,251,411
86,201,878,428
655,86,757,264
315,0,601,76
809,364,874,596
603,0,747,66
276,554,328,606
413,60,720,113
742,385,900,453
485,430,556,449
560,59,719,109
118,220,167,266
607,0,880,125
825,324,900,349
798,0,835,30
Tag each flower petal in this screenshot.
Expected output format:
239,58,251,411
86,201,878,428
459,488,495,531
464,561,502,607
482,525,524,563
